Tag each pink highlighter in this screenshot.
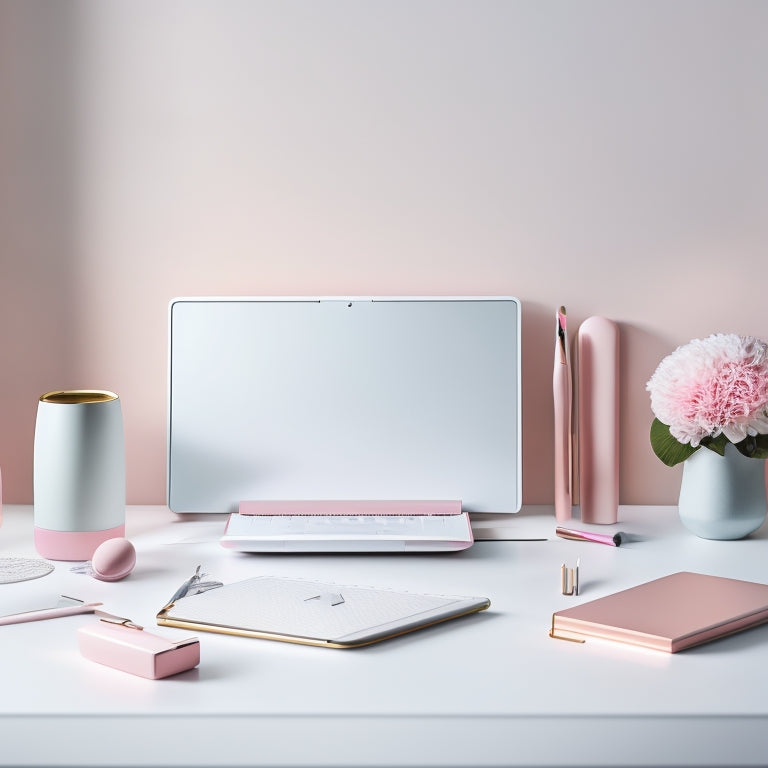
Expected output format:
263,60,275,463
556,525,623,547
553,307,572,522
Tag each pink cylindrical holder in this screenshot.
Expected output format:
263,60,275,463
33,390,125,560
577,317,619,524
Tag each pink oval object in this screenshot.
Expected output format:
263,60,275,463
91,538,136,582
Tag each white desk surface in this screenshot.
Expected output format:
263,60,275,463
1,504,768,767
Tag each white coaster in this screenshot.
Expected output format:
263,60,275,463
0,557,55,584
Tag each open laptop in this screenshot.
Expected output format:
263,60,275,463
167,297,521,551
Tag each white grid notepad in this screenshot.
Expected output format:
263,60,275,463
158,576,489,647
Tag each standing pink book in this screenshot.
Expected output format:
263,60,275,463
550,572,768,652
577,315,619,524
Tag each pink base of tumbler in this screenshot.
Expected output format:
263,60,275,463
34,524,125,561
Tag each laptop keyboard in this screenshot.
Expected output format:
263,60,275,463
224,512,472,540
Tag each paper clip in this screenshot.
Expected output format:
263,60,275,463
561,558,580,596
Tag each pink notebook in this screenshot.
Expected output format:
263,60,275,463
550,572,768,652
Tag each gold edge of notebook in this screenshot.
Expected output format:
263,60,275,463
156,601,490,650
548,615,585,644
157,613,345,648
549,614,671,651
344,601,491,648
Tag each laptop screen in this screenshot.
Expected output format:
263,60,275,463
168,297,521,514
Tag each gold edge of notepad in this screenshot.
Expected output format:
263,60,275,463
156,601,490,650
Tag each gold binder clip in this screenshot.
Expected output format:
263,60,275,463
561,558,580,596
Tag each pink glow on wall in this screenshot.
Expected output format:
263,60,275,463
1,2,767,507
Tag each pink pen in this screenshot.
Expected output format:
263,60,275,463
556,526,623,547
0,597,103,626
553,307,572,522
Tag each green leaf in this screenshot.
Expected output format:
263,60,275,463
733,433,768,460
700,433,729,456
650,418,699,466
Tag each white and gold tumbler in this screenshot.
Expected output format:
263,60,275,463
34,390,125,560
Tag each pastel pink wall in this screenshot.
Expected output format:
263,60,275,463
2,1,767,506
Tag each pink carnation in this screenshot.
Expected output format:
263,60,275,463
646,334,768,447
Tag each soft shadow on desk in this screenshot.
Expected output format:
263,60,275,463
163,614,497,670
575,577,613,596
173,666,250,683
235,547,493,561
360,610,498,655
170,667,201,682
684,620,768,656
123,566,168,583
747,521,768,540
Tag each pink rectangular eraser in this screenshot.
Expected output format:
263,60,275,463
238,500,462,516
78,621,200,679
